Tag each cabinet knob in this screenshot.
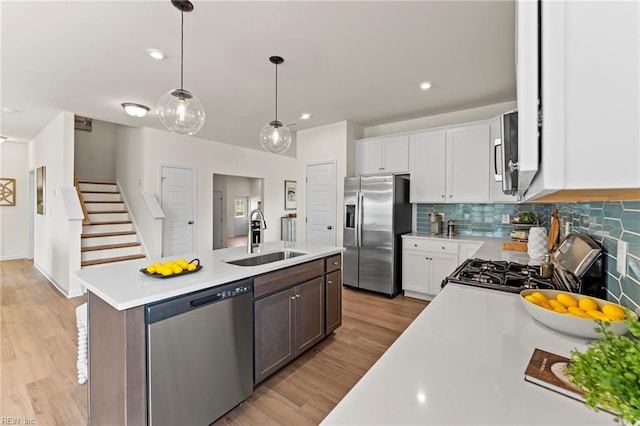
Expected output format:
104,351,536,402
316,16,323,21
442,246,445,250
327,280,333,284
414,244,418,247
291,295,296,300
449,195,452,198
296,294,300,298
441,195,445,198
333,261,339,265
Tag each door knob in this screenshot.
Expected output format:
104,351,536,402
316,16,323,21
187,221,194,224
327,225,333,230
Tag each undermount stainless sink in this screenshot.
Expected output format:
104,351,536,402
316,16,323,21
225,250,306,267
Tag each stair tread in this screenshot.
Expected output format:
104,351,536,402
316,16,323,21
82,242,141,252
78,180,116,185
81,190,120,194
82,231,136,238
87,210,128,214
82,254,146,267
87,220,132,225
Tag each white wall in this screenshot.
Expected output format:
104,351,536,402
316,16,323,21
28,111,83,297
364,101,516,138
296,121,363,247
74,119,117,182
130,127,297,257
0,142,29,260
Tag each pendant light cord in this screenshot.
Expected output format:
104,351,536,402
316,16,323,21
180,9,184,91
274,62,278,122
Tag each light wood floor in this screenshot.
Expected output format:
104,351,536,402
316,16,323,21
1,259,428,425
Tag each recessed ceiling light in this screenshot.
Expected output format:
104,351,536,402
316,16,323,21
2,107,19,113
419,81,432,90
300,113,311,120
147,48,165,60
121,103,150,117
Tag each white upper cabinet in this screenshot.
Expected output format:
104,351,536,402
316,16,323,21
489,118,519,203
409,130,446,202
355,135,409,175
446,123,490,202
410,122,491,203
518,0,640,200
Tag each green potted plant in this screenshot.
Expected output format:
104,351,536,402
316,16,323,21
567,314,640,425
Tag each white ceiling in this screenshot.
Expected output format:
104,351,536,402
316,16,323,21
1,0,516,154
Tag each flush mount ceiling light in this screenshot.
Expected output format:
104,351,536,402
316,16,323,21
147,48,166,60
419,81,433,90
0,136,7,143
122,103,151,117
259,56,292,154
300,113,311,120
156,0,205,136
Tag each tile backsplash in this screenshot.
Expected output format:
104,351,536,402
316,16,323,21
415,201,640,311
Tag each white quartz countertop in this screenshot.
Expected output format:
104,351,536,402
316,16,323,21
403,233,532,264
74,241,343,310
322,283,615,426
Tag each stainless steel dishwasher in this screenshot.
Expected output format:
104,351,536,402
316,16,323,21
145,278,253,426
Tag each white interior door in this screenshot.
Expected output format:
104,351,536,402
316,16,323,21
212,190,224,249
305,161,336,246
161,166,196,257
233,196,249,236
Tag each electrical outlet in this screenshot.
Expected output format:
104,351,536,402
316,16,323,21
617,240,628,277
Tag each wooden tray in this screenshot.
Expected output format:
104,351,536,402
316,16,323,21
502,241,528,252
140,259,202,279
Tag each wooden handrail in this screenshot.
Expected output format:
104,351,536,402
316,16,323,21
74,175,90,225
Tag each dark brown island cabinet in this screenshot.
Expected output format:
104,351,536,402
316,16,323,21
87,253,342,425
254,254,342,383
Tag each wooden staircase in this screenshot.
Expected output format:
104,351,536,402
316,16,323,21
77,181,146,267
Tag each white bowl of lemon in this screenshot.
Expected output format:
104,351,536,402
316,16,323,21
520,289,637,339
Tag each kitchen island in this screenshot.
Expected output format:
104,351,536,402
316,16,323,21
74,241,344,425
322,282,615,425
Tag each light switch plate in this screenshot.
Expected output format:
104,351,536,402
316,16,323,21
617,240,628,277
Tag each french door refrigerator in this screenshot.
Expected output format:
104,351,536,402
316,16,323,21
343,175,412,297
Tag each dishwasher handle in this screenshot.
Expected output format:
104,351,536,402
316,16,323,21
190,293,223,307
145,278,253,324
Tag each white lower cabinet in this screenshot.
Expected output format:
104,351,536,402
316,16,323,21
402,238,458,300
403,237,484,300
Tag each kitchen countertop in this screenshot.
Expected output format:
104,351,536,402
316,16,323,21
74,241,344,310
321,283,615,425
403,233,532,264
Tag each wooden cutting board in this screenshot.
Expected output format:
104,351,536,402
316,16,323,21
548,209,560,252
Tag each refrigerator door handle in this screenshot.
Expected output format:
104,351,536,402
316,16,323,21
357,191,364,247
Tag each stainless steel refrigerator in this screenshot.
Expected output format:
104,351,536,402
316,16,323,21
343,175,412,297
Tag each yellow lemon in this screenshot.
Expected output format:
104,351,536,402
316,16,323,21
172,265,183,274
159,266,173,276
531,292,549,303
601,304,625,321
525,295,540,306
187,263,197,272
578,297,598,312
177,259,189,268
556,293,578,308
146,265,157,274
549,300,568,313
567,306,590,318
586,310,608,320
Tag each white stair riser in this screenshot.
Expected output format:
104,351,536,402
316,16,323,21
85,202,125,212
83,223,134,234
81,246,143,262
81,234,138,247
79,183,117,192
88,212,129,222
82,193,121,202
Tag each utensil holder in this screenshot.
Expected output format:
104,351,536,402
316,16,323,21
527,227,547,264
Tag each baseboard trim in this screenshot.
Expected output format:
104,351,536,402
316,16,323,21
0,254,28,261
33,262,70,298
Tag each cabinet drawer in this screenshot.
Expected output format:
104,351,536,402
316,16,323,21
325,254,342,273
403,238,458,255
254,259,324,298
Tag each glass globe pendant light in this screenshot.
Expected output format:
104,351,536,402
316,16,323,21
157,0,205,136
259,56,292,154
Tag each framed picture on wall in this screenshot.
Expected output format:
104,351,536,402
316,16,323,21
0,178,16,206
284,180,296,210
36,166,46,215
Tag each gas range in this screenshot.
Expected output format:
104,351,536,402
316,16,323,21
445,258,557,294
443,234,606,299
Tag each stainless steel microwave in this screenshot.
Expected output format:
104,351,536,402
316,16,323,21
494,110,518,195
